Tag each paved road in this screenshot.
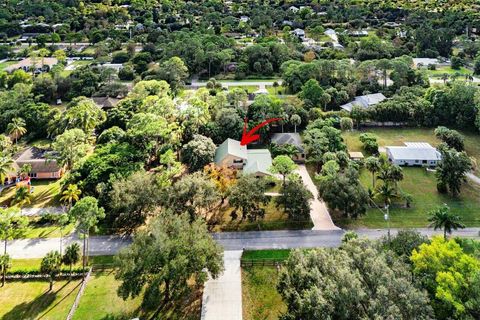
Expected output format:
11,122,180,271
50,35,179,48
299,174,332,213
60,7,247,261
296,164,340,230
201,251,243,320
190,79,282,89
6,228,480,259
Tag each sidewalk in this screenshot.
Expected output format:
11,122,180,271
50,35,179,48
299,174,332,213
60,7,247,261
201,250,243,320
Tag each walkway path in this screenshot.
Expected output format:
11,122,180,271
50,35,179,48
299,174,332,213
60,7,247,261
201,250,243,320
21,206,64,216
296,164,340,230
467,172,480,185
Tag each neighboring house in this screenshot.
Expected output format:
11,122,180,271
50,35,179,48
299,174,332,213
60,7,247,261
6,147,64,183
288,6,299,13
347,30,369,37
349,151,364,161
412,58,450,68
5,57,58,73
340,93,387,112
324,28,336,36
271,132,305,163
214,139,273,176
292,28,306,39
240,16,250,23
92,96,121,109
386,142,442,167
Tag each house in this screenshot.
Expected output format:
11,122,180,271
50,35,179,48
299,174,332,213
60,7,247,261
288,6,299,13
292,28,306,40
214,139,273,176
324,28,336,36
340,93,386,112
271,132,305,162
347,30,369,37
412,58,450,68
92,96,121,109
240,16,250,23
5,147,64,184
5,57,58,73
383,22,401,28
349,151,365,161
386,142,441,167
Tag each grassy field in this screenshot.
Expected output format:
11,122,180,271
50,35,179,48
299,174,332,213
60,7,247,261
0,60,17,70
213,200,313,232
342,127,480,174
242,266,286,320
0,180,61,208
338,128,480,228
0,279,82,320
228,85,259,93
24,219,75,239
426,66,472,78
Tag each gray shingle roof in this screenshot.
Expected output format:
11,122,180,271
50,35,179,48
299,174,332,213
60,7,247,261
340,93,386,112
271,132,304,153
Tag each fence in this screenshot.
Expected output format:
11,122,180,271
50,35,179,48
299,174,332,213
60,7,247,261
240,259,284,268
66,267,93,320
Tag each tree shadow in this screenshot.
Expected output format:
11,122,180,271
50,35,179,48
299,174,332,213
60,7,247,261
2,280,80,320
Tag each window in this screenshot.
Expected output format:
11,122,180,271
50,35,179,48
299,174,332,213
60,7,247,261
422,160,427,164
29,172,37,178
415,160,419,163
233,159,243,164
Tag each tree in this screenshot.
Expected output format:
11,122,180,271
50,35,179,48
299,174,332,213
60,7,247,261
0,254,10,286
52,129,90,170
6,117,27,144
298,79,327,109
381,229,428,263
52,97,106,136
165,172,220,221
115,212,223,310
68,197,105,276
436,146,472,196
365,156,381,188
317,167,369,219
289,114,301,133
434,126,465,151
203,164,237,203
411,237,480,319
0,207,28,286
62,243,80,277
11,186,33,207
181,135,216,172
339,117,353,131
278,239,433,319
428,205,465,239
109,171,164,233
155,56,189,94
269,155,297,187
60,184,81,210
350,105,368,129
0,156,14,185
359,133,379,154
228,175,269,222
41,251,62,291
275,177,312,220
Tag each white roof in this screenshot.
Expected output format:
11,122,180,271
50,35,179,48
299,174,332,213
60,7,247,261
387,143,441,161
244,149,272,176
325,29,336,35
412,58,439,66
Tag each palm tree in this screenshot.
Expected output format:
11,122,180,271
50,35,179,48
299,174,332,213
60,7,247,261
60,184,81,209
62,243,80,279
11,186,32,207
428,205,465,239
290,114,301,133
365,156,381,188
0,156,14,185
375,183,397,207
6,117,27,145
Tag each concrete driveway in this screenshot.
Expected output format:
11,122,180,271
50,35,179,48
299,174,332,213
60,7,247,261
296,164,340,230
201,250,243,320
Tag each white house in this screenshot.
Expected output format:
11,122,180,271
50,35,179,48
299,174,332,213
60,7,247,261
240,16,250,23
386,142,441,167
340,93,386,112
288,6,299,13
292,28,305,39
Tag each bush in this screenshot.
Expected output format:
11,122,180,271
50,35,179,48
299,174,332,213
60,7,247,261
111,51,130,64
118,66,135,80
451,56,463,70
359,133,379,154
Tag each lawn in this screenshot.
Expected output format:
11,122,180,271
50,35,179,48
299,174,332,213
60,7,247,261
74,266,201,320
337,128,480,228
228,85,259,93
0,60,17,70
426,66,472,78
0,279,82,320
342,127,480,174
242,249,291,261
24,219,75,239
242,266,286,320
213,200,313,232
266,85,285,95
0,179,61,208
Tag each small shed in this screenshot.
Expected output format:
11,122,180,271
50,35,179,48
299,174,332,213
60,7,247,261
349,151,364,161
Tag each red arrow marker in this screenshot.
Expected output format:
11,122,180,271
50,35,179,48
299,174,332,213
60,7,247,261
240,118,282,146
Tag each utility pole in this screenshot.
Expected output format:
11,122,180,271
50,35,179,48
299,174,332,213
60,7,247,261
384,205,390,242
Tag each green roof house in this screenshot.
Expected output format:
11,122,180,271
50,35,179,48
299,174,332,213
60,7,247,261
214,139,273,177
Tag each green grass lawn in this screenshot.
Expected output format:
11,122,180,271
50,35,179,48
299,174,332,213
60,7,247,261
242,249,291,261
266,85,285,95
0,179,61,208
426,66,472,78
24,219,75,239
0,60,17,70
228,85,259,93
0,279,82,320
242,266,286,320
73,268,143,320
213,200,313,232
342,127,480,174
339,128,480,228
